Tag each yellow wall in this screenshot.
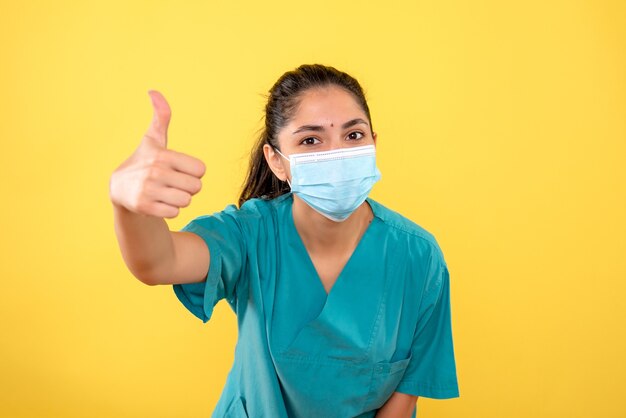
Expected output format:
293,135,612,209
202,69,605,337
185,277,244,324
1,1,624,417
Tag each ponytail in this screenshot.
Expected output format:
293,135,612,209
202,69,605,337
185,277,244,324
238,130,289,208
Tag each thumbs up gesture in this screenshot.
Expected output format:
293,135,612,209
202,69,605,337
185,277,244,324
109,91,206,219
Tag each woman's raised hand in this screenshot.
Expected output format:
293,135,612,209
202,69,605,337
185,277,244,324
109,90,206,219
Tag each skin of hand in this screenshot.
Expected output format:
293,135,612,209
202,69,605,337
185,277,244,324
109,90,206,219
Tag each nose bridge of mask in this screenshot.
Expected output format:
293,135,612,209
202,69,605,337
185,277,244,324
289,145,376,165
290,145,377,185
274,144,375,159
273,144,379,189
274,144,373,166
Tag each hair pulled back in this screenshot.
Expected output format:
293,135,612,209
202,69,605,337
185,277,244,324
238,64,372,207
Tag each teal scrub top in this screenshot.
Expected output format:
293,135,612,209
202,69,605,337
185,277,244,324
173,192,459,418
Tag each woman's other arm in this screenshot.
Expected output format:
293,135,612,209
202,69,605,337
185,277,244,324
375,392,418,418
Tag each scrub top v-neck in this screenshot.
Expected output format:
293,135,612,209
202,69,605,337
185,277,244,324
172,192,459,418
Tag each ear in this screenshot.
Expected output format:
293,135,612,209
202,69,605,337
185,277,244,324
372,131,377,146
263,144,289,182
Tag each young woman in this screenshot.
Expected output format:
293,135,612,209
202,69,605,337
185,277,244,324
110,64,459,418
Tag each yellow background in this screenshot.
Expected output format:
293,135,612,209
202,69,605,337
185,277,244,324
1,1,624,417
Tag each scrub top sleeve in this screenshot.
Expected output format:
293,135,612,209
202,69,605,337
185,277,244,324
395,250,460,399
172,205,247,323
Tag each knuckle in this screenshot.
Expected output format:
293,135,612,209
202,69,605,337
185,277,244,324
146,165,164,180
154,149,169,165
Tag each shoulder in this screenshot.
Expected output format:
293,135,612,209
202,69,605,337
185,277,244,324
368,199,450,307
367,197,447,266
188,193,291,228
368,198,441,248
235,192,292,220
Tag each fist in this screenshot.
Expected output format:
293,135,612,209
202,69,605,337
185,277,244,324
109,90,206,218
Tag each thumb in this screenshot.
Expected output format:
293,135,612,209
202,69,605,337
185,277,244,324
146,89,172,147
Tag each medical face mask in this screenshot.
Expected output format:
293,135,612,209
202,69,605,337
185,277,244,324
274,144,382,222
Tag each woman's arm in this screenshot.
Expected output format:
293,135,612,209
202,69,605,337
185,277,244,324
112,203,209,285
110,90,208,285
375,392,418,418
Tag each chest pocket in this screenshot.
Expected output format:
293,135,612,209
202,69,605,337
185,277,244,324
224,396,249,418
363,353,413,410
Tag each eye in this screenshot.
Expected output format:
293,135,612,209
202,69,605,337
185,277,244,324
347,131,365,141
300,137,321,145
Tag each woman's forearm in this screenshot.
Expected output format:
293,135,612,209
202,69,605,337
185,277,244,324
112,202,176,284
375,392,418,418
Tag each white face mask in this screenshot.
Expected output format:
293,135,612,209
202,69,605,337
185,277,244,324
275,145,382,222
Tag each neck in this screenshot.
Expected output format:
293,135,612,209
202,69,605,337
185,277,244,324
291,194,373,254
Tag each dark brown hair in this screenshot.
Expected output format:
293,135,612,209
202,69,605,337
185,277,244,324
238,64,373,208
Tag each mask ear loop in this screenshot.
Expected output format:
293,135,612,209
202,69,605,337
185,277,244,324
273,147,292,189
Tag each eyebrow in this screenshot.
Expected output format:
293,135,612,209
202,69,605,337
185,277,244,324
291,118,370,135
